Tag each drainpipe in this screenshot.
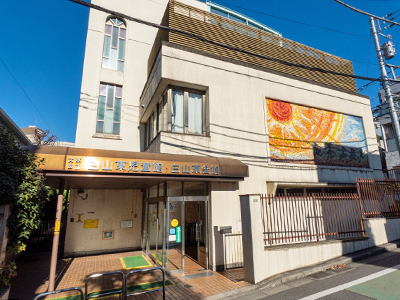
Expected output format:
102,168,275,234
48,179,65,292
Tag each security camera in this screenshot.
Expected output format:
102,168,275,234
140,104,145,108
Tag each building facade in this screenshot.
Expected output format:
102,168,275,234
59,0,383,276
0,108,31,146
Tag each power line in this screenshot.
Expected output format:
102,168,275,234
67,0,400,84
358,80,378,92
0,57,52,130
333,0,400,27
211,0,369,39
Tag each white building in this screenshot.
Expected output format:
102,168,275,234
36,0,383,282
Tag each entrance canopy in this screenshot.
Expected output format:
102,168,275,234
28,146,249,189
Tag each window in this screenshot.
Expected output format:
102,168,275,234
102,18,126,71
96,83,122,135
171,89,184,133
144,86,206,147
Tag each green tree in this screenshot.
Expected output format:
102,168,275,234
0,128,50,252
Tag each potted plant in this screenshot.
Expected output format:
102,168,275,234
0,261,16,300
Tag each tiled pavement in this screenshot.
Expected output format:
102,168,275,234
10,250,249,299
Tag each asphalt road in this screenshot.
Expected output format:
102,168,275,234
226,248,400,300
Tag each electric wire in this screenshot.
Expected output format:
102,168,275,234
67,0,400,84
211,0,369,39
0,57,52,130
333,0,400,27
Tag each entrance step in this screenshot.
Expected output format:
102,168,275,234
183,271,217,280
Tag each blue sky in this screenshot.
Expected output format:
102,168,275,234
1,0,400,143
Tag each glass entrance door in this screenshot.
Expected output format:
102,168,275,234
144,195,208,274
197,201,207,268
165,198,184,273
146,200,164,267
184,199,208,269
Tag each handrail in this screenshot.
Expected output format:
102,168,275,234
124,267,165,300
85,270,124,299
33,287,84,300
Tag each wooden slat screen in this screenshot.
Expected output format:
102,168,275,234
148,1,357,92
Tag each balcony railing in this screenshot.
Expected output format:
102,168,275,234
148,0,357,92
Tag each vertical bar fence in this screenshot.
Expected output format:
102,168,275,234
260,193,364,246
356,178,400,218
224,232,243,269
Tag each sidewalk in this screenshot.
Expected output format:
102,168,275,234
10,250,248,299
204,239,400,300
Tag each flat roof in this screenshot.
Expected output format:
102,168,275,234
29,145,249,189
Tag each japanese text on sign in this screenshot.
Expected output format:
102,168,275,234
65,156,220,176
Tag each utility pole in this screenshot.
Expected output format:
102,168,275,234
370,16,400,153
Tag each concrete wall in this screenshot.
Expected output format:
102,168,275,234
64,189,143,256
386,151,400,169
240,194,400,283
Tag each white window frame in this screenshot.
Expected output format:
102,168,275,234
102,17,126,71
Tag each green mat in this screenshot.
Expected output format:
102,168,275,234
152,253,168,265
47,280,174,300
120,255,152,269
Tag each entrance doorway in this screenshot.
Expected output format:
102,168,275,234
183,201,207,269
144,196,208,274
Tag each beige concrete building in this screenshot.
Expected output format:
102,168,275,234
61,0,383,279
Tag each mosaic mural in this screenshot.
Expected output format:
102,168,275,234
266,99,369,168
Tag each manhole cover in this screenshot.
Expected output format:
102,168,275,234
184,285,193,288
308,271,333,280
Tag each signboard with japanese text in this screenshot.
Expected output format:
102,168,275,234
64,156,220,176
83,219,99,229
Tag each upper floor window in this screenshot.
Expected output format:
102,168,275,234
96,83,122,135
144,86,206,147
102,18,126,72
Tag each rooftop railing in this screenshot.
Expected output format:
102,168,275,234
148,0,357,92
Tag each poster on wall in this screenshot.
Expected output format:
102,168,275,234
102,230,114,239
266,99,369,168
83,219,99,229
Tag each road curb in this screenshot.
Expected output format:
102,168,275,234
202,239,400,300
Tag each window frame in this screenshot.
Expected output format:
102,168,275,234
144,85,206,148
96,83,122,136
102,17,126,72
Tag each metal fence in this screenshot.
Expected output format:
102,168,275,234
356,178,400,218
31,219,55,238
384,168,400,181
224,233,243,269
260,193,364,246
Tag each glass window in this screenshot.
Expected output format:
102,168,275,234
143,87,206,148
102,18,126,71
188,92,203,134
171,90,184,133
162,94,168,132
210,7,228,18
153,110,157,138
96,84,122,135
149,114,153,141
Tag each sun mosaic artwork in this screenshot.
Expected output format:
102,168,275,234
266,99,369,168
